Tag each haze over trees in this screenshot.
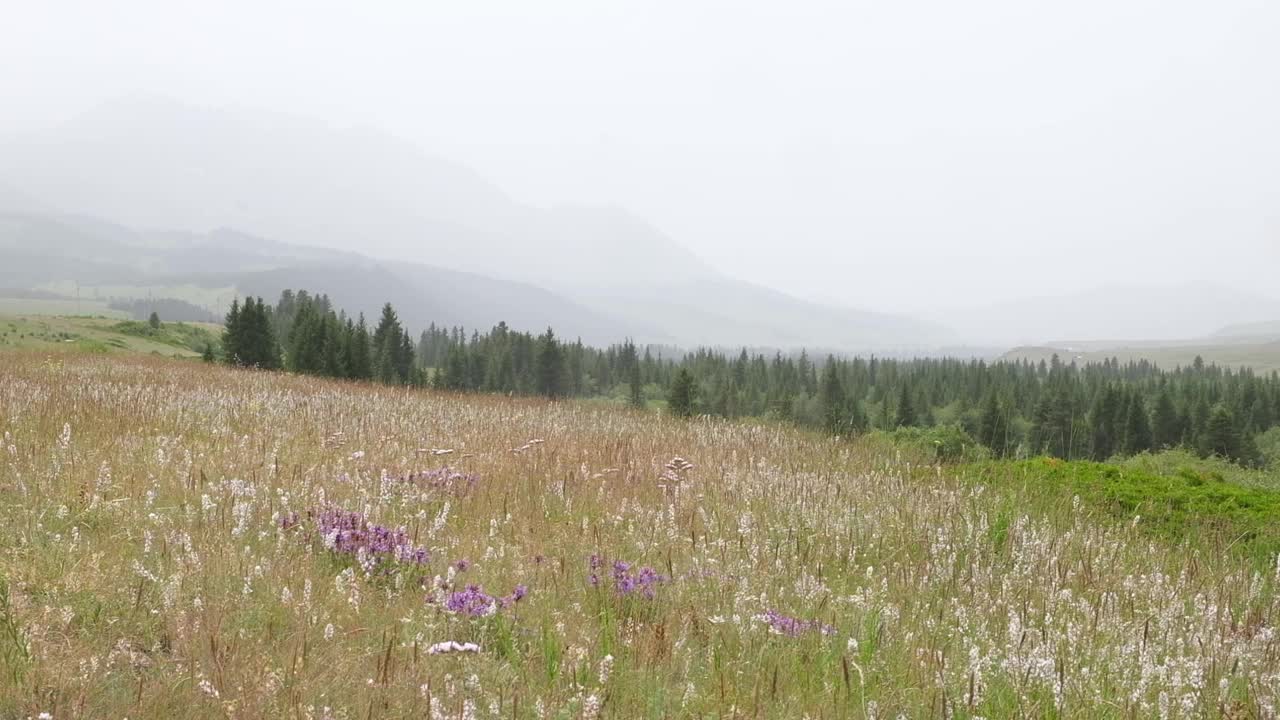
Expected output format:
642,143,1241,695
230,288,1280,469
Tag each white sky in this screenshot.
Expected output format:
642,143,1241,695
2,0,1278,314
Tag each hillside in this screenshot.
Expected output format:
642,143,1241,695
0,211,646,346
1004,340,1280,374
2,352,1278,716
0,97,948,350
0,315,219,357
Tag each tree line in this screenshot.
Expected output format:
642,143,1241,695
220,289,1280,467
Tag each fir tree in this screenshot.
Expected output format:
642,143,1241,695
819,358,847,434
1121,394,1152,455
978,392,1006,455
668,367,697,418
894,383,917,428
1151,389,1180,449
534,328,564,398
1204,404,1241,461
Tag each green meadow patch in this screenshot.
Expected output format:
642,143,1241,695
966,456,1280,565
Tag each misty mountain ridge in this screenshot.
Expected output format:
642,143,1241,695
0,96,715,291
0,96,949,350
937,283,1280,346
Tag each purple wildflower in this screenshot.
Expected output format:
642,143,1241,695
446,585,497,617
759,610,836,638
400,467,481,495
592,556,666,598
455,559,471,572
443,583,528,616
310,506,431,571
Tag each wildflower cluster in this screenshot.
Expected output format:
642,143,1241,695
399,466,481,495
442,583,528,617
757,610,836,638
311,506,430,570
590,555,667,598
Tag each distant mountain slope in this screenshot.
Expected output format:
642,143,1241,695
0,97,715,291
0,211,644,345
1003,341,1280,375
942,284,1280,345
1212,319,1280,343
0,96,948,350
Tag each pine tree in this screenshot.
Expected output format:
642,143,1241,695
201,342,216,363
894,383,917,428
1089,386,1120,460
349,315,372,380
819,359,846,434
148,311,161,330
1204,404,1241,461
1121,394,1152,455
372,303,405,384
222,299,242,365
668,368,696,418
535,328,564,398
1151,389,1180,448
628,362,644,409
978,392,1006,455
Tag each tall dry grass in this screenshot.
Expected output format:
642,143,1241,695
0,352,1276,718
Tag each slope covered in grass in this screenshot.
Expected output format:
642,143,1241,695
0,315,219,357
0,353,1277,718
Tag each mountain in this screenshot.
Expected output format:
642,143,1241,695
0,97,714,292
1212,319,1280,343
939,284,1280,346
0,211,641,345
0,96,947,350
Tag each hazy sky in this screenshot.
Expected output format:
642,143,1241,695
3,0,1278,314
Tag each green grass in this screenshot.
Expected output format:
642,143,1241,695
4,352,1280,716
0,297,126,318
0,315,219,358
965,454,1280,566
1005,342,1280,374
35,281,235,312
110,320,222,353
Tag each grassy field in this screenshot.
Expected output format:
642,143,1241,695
1005,342,1280,375
0,298,126,318
0,315,219,357
36,281,234,315
1,353,1278,718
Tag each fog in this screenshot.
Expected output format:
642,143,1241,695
2,0,1278,346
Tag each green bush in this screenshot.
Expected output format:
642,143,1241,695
877,424,989,462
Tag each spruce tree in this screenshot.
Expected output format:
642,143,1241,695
978,392,1005,455
819,359,846,434
535,328,564,398
372,303,404,384
222,299,242,365
1121,394,1152,455
1151,389,1180,449
668,367,696,418
1089,386,1119,460
628,362,644,409
894,383,917,428
1204,404,1241,461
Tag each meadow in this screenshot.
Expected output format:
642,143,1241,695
1004,343,1280,376
0,316,219,357
1,352,1279,718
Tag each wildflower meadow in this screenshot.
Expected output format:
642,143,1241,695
1,352,1277,718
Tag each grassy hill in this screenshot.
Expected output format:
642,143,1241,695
1004,340,1280,374
1,351,1278,717
0,314,219,357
